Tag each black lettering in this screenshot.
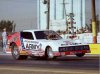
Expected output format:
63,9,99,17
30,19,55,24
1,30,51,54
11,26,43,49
33,45,37,49
26,44,29,49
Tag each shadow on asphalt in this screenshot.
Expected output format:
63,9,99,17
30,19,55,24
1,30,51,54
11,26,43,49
28,56,99,62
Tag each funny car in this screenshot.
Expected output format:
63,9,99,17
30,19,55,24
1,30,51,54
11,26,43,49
7,30,90,60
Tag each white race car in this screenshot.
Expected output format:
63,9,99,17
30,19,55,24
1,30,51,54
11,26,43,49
8,30,90,60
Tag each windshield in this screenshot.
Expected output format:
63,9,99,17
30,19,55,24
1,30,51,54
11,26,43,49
34,30,62,40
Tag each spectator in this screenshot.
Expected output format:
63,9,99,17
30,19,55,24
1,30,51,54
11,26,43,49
2,28,7,53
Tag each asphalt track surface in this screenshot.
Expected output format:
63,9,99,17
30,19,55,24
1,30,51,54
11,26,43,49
0,52,99,74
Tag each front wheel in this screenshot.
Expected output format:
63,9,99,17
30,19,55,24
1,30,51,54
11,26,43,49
45,47,55,60
76,53,85,57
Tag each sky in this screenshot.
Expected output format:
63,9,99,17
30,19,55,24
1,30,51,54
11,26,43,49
0,0,37,31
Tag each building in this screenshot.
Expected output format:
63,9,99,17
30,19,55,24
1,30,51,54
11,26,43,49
37,0,86,33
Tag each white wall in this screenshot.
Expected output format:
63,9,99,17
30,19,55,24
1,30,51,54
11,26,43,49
37,0,85,31
61,33,100,44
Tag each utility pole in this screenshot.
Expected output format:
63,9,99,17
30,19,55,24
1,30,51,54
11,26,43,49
39,0,41,29
80,0,83,30
92,0,97,43
62,0,65,19
54,0,56,20
43,0,50,30
47,0,50,30
71,0,73,13
61,0,69,31
71,0,74,35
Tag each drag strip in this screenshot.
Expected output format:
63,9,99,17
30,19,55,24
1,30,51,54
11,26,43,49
0,53,99,74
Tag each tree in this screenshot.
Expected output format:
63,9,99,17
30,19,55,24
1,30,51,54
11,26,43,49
0,20,16,32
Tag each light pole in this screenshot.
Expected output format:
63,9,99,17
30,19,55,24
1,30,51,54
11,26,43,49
54,0,56,20
80,0,83,30
43,0,50,30
92,0,97,43
61,0,69,31
71,0,74,35
47,0,50,30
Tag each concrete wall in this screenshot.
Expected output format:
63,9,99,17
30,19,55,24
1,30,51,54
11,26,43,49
61,33,100,44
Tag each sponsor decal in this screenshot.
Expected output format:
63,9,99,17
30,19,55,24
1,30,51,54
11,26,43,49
13,37,18,42
22,39,39,49
25,43,42,50
20,37,25,49
24,40,39,44
63,41,72,45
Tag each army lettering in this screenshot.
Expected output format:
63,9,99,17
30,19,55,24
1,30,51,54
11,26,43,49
26,44,42,50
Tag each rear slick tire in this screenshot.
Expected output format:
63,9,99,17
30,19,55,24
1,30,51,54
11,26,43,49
45,47,55,60
76,53,85,57
11,44,27,60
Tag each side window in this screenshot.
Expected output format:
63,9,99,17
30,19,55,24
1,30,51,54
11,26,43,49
21,32,34,40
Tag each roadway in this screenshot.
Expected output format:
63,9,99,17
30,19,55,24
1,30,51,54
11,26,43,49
0,52,99,74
